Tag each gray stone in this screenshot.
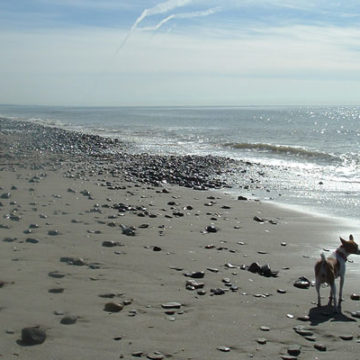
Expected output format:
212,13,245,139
21,326,46,345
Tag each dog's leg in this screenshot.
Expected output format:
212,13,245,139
331,282,338,312
315,279,321,307
338,276,344,311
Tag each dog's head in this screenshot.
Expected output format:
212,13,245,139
340,234,360,255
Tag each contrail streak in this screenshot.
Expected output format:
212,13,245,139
116,0,193,52
140,7,221,32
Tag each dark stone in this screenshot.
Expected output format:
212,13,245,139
60,315,78,325
104,302,124,312
21,326,46,345
248,262,261,273
293,276,311,289
205,225,218,233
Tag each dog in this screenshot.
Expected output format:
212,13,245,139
314,234,360,311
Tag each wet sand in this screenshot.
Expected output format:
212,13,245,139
1,119,360,359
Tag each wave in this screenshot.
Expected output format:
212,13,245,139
222,142,338,162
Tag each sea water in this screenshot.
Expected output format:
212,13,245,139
1,104,360,225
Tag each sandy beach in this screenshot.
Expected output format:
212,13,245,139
1,120,360,360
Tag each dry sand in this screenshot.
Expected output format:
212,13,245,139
1,157,360,360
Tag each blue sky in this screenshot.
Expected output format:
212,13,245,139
1,0,360,106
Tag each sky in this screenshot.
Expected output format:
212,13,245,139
1,0,360,106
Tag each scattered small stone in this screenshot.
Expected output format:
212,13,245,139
186,280,204,290
184,271,205,279
253,216,265,223
305,335,317,342
260,326,270,331
287,344,301,356
281,356,297,360
293,276,311,289
60,315,78,325
277,289,287,294
297,315,310,321
147,352,165,360
314,343,327,351
161,302,182,309
257,338,267,345
26,238,39,244
48,271,65,279
217,346,231,352
1,192,11,199
102,241,121,247
132,351,143,357
351,293,360,300
237,196,248,201
153,246,162,252
340,334,353,341
205,225,218,233
48,288,64,294
207,267,219,273
21,326,46,345
293,325,313,336
104,302,124,312
48,230,60,236
210,288,226,295
60,257,86,266
120,224,136,236
351,311,360,318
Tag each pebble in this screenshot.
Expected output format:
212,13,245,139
350,293,360,300
293,276,311,289
26,238,39,244
102,241,121,247
48,271,65,278
48,288,64,294
21,326,46,345
184,271,205,279
48,230,60,236
293,325,313,336
340,334,353,341
297,315,310,321
205,225,218,233
161,302,182,309
104,302,124,312
147,352,165,360
217,346,231,352
260,326,270,331
287,344,301,356
257,338,267,344
277,289,287,294
60,315,78,325
314,342,327,351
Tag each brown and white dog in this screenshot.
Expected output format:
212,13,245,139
314,234,360,311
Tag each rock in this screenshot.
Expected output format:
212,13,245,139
21,326,46,345
102,241,121,247
48,288,64,294
26,238,39,244
287,344,301,356
60,315,78,325
186,280,204,290
297,315,310,321
277,289,287,294
248,262,261,273
161,302,182,309
217,346,231,352
293,276,311,289
48,271,65,278
350,293,360,300
257,338,267,344
351,311,360,318
184,271,205,279
60,257,86,266
314,343,327,351
48,230,60,236
147,352,165,360
340,334,353,341
210,288,226,295
293,325,313,336
120,224,136,236
104,302,124,312
260,326,270,331
237,196,248,201
153,246,162,252
205,225,218,233
1,192,11,199
253,216,265,223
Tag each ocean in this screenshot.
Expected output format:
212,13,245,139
1,104,360,225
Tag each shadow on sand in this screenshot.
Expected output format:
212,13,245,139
308,305,357,326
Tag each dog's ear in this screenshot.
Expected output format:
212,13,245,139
340,237,347,246
349,234,354,242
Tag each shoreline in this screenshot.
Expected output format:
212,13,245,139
2,118,360,359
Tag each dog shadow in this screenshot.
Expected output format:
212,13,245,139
308,305,356,326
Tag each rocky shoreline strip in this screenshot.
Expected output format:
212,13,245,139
0,117,243,190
